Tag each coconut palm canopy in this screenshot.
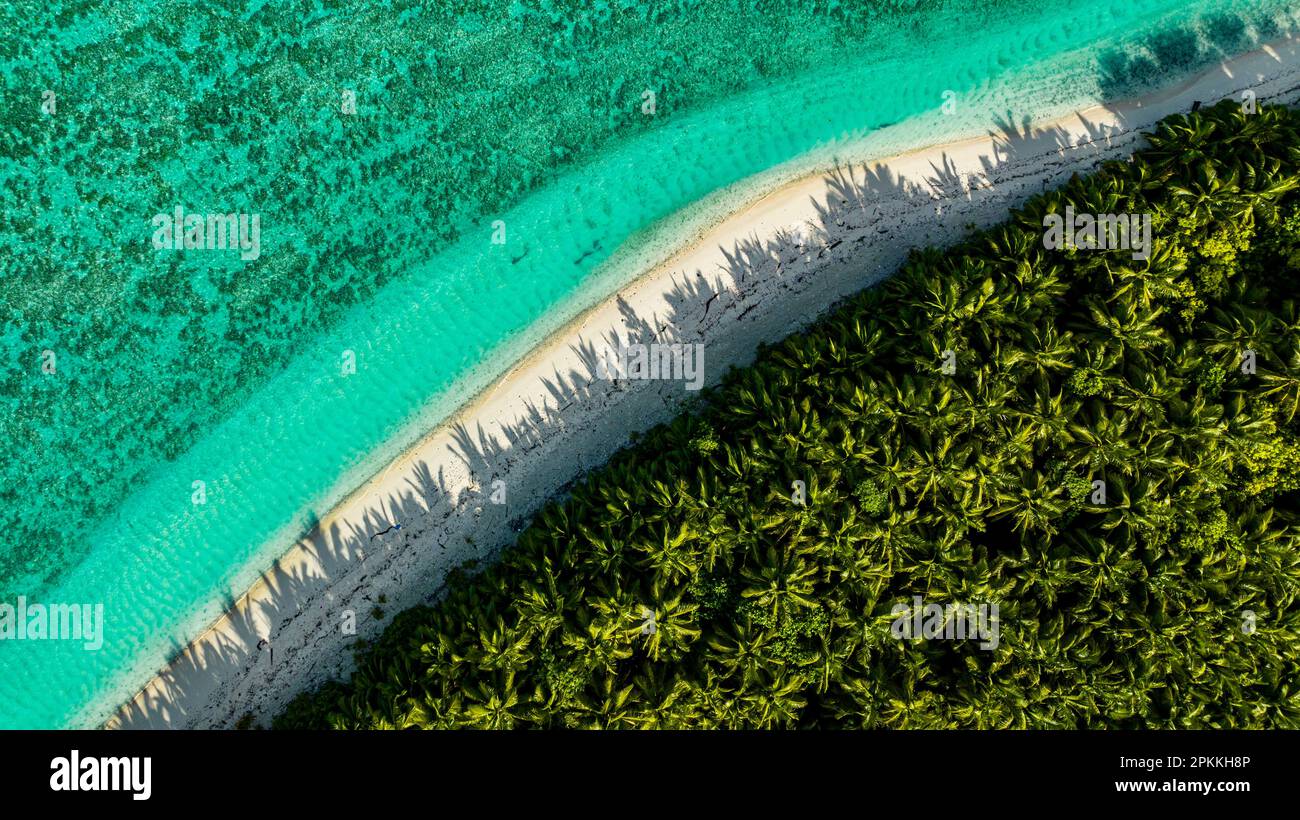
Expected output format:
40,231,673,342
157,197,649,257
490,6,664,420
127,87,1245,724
279,101,1300,729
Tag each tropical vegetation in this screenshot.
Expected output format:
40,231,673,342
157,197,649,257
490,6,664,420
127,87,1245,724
277,100,1300,729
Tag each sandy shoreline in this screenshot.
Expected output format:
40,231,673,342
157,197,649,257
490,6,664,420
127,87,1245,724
106,37,1300,729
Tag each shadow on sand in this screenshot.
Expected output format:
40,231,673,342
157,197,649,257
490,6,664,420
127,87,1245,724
111,14,1293,729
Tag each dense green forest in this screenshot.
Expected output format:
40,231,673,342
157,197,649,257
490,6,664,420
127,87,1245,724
278,101,1300,729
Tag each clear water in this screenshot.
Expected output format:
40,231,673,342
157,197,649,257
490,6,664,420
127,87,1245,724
0,0,1296,727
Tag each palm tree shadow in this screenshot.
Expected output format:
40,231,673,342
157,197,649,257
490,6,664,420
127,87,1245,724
103,109,1096,730
110,9,1298,727
1096,11,1289,101
111,457,459,728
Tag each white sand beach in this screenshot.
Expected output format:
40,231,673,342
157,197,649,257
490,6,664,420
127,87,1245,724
107,37,1300,728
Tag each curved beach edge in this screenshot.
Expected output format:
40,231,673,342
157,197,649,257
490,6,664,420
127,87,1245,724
105,37,1300,729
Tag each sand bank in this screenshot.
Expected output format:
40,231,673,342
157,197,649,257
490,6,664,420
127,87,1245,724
107,37,1300,728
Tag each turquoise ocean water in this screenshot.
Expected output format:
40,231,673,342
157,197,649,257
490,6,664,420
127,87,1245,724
1,0,1297,727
